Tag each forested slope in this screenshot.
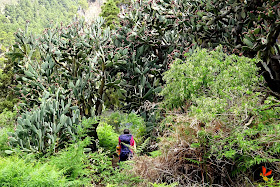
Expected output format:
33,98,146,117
0,0,279,186
0,0,87,50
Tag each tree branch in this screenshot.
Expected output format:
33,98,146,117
51,55,71,72
263,104,280,111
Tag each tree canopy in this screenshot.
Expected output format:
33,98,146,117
0,0,85,50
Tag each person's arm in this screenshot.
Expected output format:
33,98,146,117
116,136,121,155
130,136,136,152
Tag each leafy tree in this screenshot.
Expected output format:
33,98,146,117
0,0,83,49
79,0,89,10
100,0,120,29
0,56,17,113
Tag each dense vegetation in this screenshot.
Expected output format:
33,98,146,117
100,0,120,29
0,0,88,51
141,48,280,185
0,0,88,130
0,0,279,186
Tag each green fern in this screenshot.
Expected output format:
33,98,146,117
149,150,162,158
185,158,204,164
136,137,151,155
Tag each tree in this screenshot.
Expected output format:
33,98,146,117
79,0,88,10
0,57,18,113
100,0,120,29
0,0,84,49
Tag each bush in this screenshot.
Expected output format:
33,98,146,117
97,122,119,153
133,48,280,186
162,47,261,122
0,155,67,187
0,109,16,128
0,127,13,157
8,94,81,154
102,111,146,143
0,57,18,113
96,111,147,154
100,0,120,29
86,145,142,186
88,147,115,185
47,138,92,185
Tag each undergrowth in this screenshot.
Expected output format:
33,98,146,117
0,155,67,187
131,48,280,186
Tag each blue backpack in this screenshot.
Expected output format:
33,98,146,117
119,134,133,161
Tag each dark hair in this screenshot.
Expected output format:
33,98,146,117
123,129,130,134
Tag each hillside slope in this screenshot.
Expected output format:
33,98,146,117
84,0,103,23
0,0,17,13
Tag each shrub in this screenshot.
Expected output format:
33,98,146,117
88,146,142,186
162,47,261,122
0,155,67,187
132,119,210,185
0,127,13,157
8,94,81,154
96,111,148,154
0,109,16,128
97,122,119,153
102,111,146,143
100,0,120,29
47,138,92,185
0,56,18,113
89,147,115,184
134,48,280,186
161,48,280,170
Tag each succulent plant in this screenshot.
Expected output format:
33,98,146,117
165,0,280,92
8,18,123,153
10,18,123,117
114,0,280,96
8,90,80,153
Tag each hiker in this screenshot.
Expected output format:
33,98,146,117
117,129,136,162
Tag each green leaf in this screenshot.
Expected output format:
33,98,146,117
243,38,254,48
241,8,246,19
153,86,162,93
138,45,144,55
143,88,153,99
140,76,146,87
134,67,141,74
4,150,14,154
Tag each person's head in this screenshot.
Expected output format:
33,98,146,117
123,129,130,134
